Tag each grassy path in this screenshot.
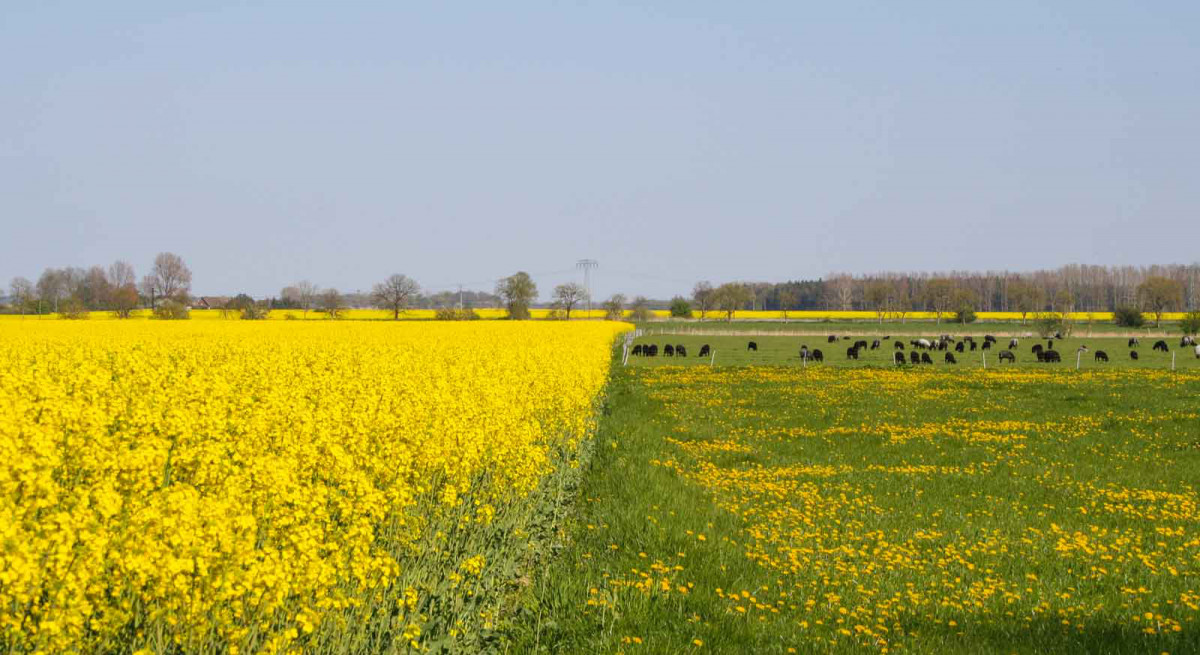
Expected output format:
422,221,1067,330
510,363,1200,654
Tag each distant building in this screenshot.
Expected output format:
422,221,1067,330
193,296,231,309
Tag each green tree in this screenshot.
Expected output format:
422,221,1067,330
551,282,587,320
1180,311,1200,336
497,272,538,320
629,296,652,321
669,296,692,318
602,294,626,321
1007,280,1044,325
713,282,752,321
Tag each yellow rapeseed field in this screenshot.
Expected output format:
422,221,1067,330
0,320,630,654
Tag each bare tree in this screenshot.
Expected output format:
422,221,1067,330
863,281,892,324
692,281,715,320
602,293,626,321
283,280,320,317
1139,276,1184,327
319,288,345,318
149,252,192,303
922,279,957,325
8,277,35,315
713,282,753,321
372,274,421,320
36,268,65,313
552,282,587,320
776,288,797,323
108,261,136,289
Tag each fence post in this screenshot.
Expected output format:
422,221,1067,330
1172,351,1176,372
982,351,986,369
1076,350,1081,371
710,350,716,368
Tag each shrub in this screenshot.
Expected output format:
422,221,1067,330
1180,311,1200,336
1112,306,1145,328
630,296,652,322
434,307,481,321
954,307,977,324
1035,314,1063,338
58,298,90,320
153,300,191,320
669,297,692,318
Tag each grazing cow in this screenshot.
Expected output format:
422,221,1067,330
847,347,859,360
1076,345,1089,354
984,335,997,344
895,341,905,350
854,340,869,351
969,341,978,351
1195,344,1200,359
828,335,838,343
1036,350,1046,362
675,345,687,357
921,352,933,364
894,352,906,366
1032,344,1044,355
1094,350,1108,363
1047,340,1054,350
799,345,809,360
811,349,824,362
882,335,891,341
1009,338,1019,349
945,352,957,364
998,350,1016,363
981,341,992,350
963,336,975,343
698,344,710,357
1130,351,1139,361
646,344,658,357
917,338,932,349
871,340,881,350
631,344,643,356
955,342,965,353
1044,350,1061,363
663,344,674,357
1128,337,1139,348
1182,336,1197,347
748,341,758,352
937,341,948,351
909,350,921,364
1153,340,1169,353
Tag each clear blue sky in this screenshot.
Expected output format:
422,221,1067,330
3,2,1197,299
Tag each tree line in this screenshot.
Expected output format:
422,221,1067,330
686,263,1199,326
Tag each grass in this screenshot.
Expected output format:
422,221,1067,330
624,333,1200,371
510,358,1200,653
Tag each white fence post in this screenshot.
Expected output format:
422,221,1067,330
982,351,986,369
710,350,716,367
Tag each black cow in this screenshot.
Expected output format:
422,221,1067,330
945,352,957,364
921,352,933,364
1044,350,1061,363
1128,337,1139,348
955,342,965,353
870,340,881,350
828,335,838,343
963,336,976,343
748,341,758,352
1047,340,1054,350
894,352,905,366
854,340,869,352
1009,338,1019,349
981,341,992,350
998,350,1016,363
1032,344,1044,355
675,345,687,357
663,344,674,357
1153,340,1169,352
846,347,859,360
811,349,824,362
646,344,658,357
970,341,978,351
698,344,711,357
631,344,643,356
1130,351,1139,361
984,335,997,344
895,341,905,350
799,345,809,360
1094,350,1108,363
909,350,921,364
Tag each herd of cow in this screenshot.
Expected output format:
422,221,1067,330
629,334,1200,364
